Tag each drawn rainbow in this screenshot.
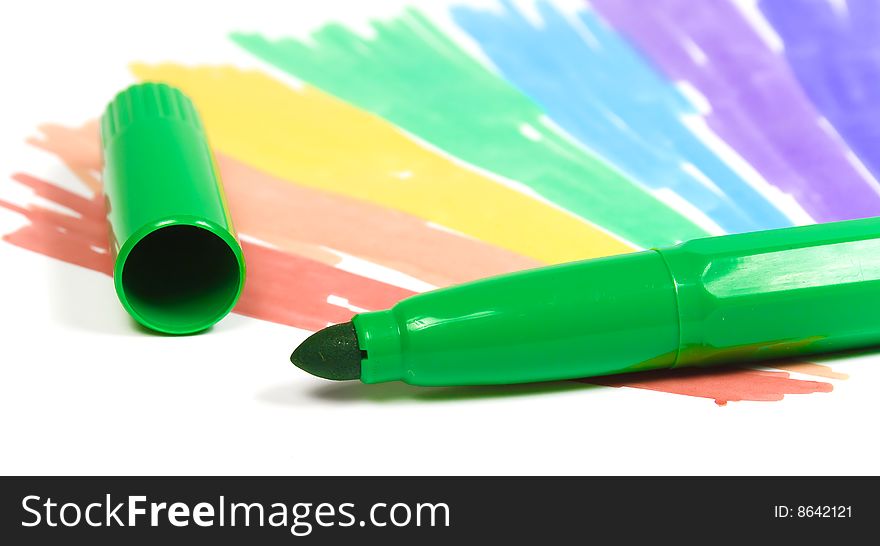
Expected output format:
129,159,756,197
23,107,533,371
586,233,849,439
3,1,872,404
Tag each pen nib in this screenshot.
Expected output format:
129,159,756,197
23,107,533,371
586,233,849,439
290,321,362,381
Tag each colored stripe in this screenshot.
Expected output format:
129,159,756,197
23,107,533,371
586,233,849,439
453,0,792,233
219,154,541,286
760,0,880,185
129,64,633,263
586,366,832,406
231,9,708,247
592,0,880,223
0,173,413,332
29,121,540,287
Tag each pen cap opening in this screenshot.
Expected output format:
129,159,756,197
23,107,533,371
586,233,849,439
117,223,243,334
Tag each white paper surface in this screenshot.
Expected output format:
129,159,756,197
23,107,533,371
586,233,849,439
0,0,877,476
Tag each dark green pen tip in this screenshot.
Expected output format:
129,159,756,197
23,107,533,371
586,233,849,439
290,321,362,381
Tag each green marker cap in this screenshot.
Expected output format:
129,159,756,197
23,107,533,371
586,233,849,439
100,83,246,334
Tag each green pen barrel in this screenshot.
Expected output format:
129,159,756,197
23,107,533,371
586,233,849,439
354,216,880,385
356,251,680,385
663,216,880,366
100,83,246,334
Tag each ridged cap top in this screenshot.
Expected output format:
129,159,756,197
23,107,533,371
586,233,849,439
100,82,204,144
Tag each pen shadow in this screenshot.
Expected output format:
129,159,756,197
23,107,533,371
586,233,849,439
265,348,869,406
260,379,601,405
808,345,880,362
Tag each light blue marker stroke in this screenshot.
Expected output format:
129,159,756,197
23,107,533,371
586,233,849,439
453,0,793,232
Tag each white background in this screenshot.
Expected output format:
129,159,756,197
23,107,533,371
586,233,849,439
0,0,877,475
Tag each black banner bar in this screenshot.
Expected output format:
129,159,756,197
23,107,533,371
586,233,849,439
0,477,874,543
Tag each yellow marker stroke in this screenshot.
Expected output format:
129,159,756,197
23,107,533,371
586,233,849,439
131,64,633,263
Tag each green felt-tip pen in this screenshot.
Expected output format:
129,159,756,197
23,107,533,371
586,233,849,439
292,216,880,386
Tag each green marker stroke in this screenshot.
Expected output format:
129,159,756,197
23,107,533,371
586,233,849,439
231,9,707,248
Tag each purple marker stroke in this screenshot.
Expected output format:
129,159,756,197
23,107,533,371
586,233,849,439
761,0,880,192
591,0,880,223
